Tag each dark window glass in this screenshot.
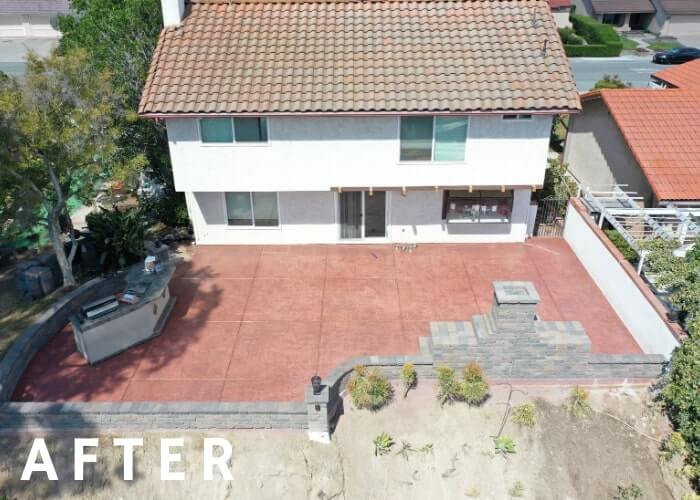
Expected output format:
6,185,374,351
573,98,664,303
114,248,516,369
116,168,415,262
234,117,268,142
400,117,433,161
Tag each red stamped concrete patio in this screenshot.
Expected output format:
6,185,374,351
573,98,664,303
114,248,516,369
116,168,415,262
13,239,642,403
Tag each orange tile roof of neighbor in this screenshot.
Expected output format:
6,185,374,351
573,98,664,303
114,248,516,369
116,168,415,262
584,89,700,202
652,59,700,89
139,0,580,116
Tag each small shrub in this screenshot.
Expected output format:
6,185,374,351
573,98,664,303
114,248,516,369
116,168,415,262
401,362,417,398
660,431,687,462
86,206,147,272
140,191,190,227
436,366,461,406
347,366,393,411
461,362,489,406
613,484,643,500
494,436,516,457
511,403,537,427
569,386,593,418
509,480,525,497
464,485,481,497
593,74,629,90
565,14,623,57
373,432,394,456
605,229,638,262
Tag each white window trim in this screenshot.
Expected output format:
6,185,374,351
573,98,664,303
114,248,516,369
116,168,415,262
397,116,469,164
221,192,281,230
502,114,533,121
198,117,270,147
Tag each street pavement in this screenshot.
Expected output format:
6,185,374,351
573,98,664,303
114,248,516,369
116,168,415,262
569,55,662,91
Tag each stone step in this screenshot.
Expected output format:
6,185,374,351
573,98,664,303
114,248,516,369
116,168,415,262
429,321,478,346
472,314,496,341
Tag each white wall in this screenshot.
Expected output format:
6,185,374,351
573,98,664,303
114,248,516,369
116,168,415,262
564,203,680,357
187,189,532,245
166,115,552,193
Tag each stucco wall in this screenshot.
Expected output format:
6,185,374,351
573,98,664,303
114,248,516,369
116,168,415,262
166,115,552,193
564,98,653,205
552,10,572,27
187,189,532,244
0,14,61,38
563,200,681,357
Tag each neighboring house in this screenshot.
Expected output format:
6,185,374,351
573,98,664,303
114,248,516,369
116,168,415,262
0,0,69,38
140,0,579,245
650,58,700,88
648,0,700,37
586,0,656,30
550,0,574,27
564,83,700,207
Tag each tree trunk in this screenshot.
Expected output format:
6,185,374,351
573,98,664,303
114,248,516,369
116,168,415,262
47,211,77,288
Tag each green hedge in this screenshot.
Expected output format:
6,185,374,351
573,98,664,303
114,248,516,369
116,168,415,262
564,14,623,57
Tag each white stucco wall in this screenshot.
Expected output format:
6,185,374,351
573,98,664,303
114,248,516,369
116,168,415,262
187,189,533,245
166,115,552,193
552,10,572,28
564,203,680,357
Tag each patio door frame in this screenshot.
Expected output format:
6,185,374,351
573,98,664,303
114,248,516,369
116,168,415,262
336,190,390,241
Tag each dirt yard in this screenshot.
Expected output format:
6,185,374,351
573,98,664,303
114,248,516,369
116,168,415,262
0,384,693,499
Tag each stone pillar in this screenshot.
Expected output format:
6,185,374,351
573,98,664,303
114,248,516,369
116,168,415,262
491,281,540,333
305,384,331,444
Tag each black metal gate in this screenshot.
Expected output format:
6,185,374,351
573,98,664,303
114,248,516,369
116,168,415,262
533,198,568,237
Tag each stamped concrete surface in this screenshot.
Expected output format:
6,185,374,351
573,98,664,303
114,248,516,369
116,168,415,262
12,239,642,403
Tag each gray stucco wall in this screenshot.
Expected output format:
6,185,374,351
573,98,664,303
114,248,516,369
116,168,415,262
564,98,654,205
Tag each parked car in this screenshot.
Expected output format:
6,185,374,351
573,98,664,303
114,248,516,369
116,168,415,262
653,47,700,64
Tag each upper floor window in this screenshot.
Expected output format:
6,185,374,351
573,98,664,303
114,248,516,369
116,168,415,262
399,116,468,162
502,114,532,121
225,192,279,227
200,117,268,143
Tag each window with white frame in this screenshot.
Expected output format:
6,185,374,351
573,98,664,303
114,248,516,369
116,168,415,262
502,114,533,121
225,192,279,227
200,117,268,143
399,116,468,162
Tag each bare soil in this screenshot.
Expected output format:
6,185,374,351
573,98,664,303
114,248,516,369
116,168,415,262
0,384,693,499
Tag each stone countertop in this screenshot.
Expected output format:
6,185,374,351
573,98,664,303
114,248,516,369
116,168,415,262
75,258,178,332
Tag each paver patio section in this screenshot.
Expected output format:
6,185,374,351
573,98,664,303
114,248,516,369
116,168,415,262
13,239,642,403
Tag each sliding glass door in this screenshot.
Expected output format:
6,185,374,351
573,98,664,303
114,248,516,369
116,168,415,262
339,191,387,240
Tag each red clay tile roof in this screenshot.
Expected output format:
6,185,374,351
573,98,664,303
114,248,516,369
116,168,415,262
583,89,700,202
548,0,572,9
139,0,580,115
590,0,655,13
652,59,700,89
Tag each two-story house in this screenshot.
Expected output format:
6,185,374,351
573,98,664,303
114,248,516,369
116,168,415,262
140,0,580,245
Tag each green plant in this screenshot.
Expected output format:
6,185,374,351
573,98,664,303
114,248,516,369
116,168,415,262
648,40,682,51
593,74,630,89
494,436,516,457
541,158,578,200
569,386,593,418
436,366,462,406
461,362,489,406
620,36,639,50
347,365,394,411
661,337,700,475
86,206,147,271
419,443,434,454
511,403,537,427
509,480,525,497
436,363,490,406
373,432,394,456
565,15,623,57
605,229,639,263
682,493,700,500
613,484,643,500
140,191,190,227
401,362,417,398
660,432,687,462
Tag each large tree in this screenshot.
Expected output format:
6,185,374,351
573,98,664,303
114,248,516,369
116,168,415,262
57,0,171,187
0,50,144,287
